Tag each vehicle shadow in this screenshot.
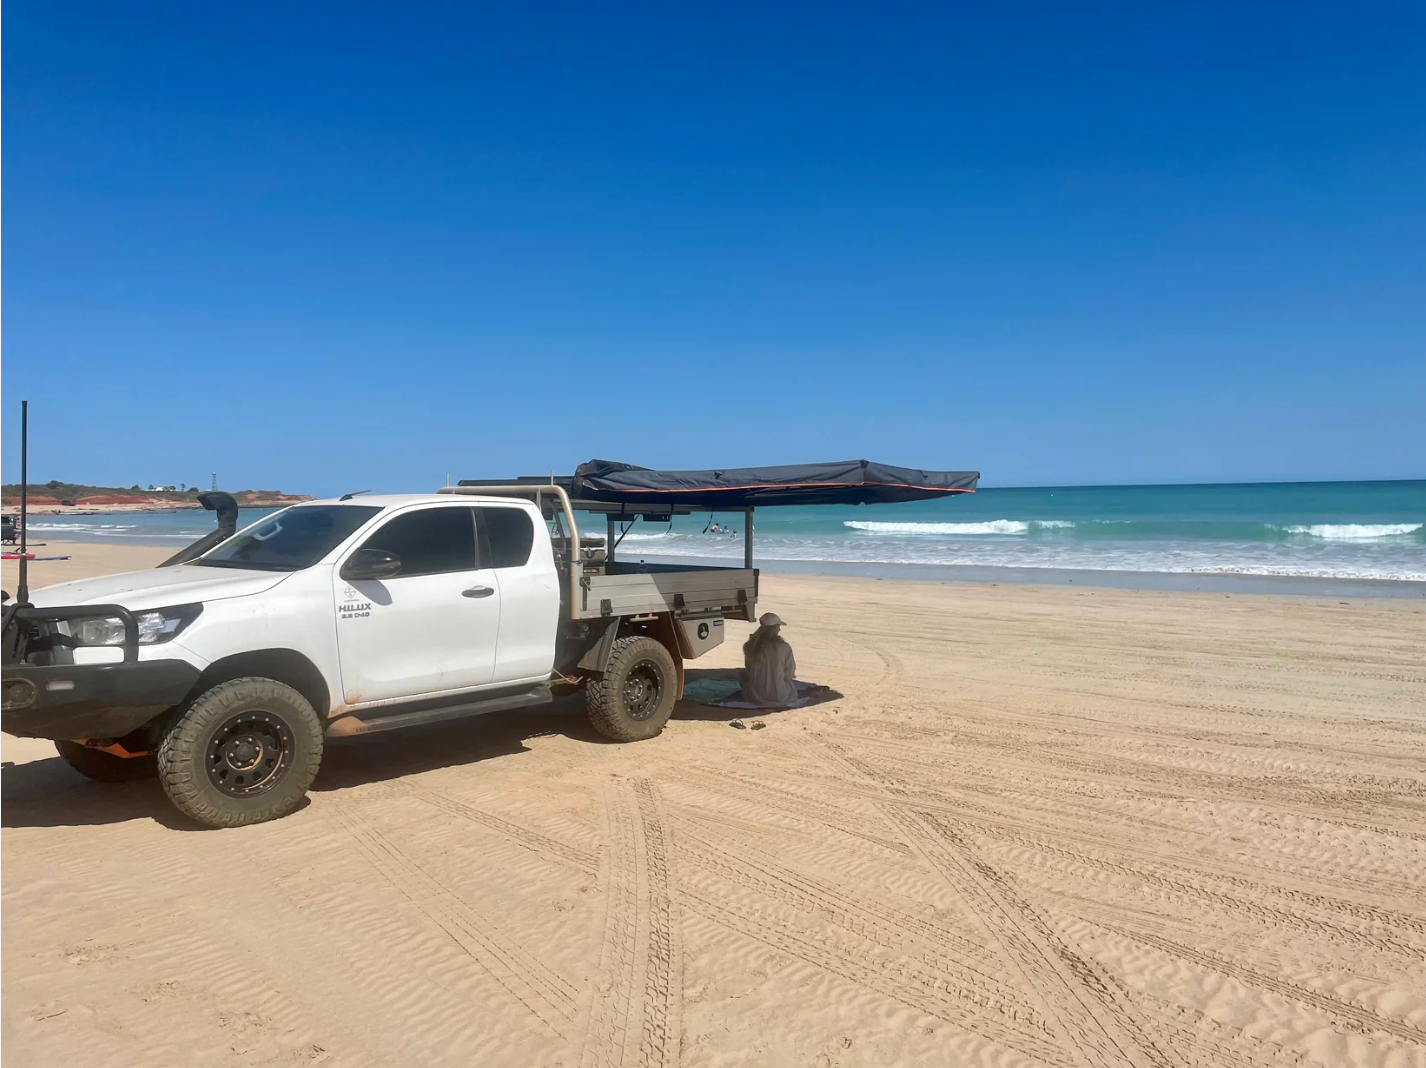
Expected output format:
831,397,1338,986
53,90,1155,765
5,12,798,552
1,675,833,829
0,703,605,830
312,699,605,793
1,758,205,831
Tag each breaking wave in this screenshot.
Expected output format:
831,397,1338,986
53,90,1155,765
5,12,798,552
849,520,1024,535
1277,523,1422,540
25,522,137,532
845,519,1076,535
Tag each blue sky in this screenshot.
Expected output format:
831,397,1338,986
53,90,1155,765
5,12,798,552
4,1,1423,495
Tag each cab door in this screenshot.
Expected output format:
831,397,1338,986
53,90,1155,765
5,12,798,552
479,505,561,682
334,505,499,704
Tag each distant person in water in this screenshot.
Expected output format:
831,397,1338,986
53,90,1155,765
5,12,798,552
739,612,798,706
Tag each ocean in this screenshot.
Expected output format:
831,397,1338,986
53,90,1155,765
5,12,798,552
21,481,1426,595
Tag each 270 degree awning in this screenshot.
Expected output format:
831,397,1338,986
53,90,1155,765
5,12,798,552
569,459,978,508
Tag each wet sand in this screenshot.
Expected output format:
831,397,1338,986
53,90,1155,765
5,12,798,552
3,543,1425,1067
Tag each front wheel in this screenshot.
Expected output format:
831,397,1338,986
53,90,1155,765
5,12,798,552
158,677,324,828
586,636,678,742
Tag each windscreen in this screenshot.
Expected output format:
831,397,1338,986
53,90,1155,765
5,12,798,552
196,505,381,571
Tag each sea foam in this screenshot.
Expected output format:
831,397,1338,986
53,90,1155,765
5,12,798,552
845,519,1074,535
1280,523,1422,540
847,520,1028,535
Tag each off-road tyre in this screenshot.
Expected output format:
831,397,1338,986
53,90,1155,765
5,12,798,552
586,636,678,742
55,740,157,782
158,677,324,828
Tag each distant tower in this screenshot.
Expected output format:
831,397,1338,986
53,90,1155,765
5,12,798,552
211,472,217,491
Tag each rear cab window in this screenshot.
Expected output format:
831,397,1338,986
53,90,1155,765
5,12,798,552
479,506,535,568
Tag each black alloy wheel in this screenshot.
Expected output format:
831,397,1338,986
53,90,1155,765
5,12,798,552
207,710,294,797
622,661,664,722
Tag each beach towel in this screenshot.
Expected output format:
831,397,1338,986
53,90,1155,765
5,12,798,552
680,679,839,710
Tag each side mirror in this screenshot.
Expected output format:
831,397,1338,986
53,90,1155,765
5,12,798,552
342,548,402,580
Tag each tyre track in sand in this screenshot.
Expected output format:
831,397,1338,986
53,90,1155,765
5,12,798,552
828,731,1426,938
813,733,1172,1068
755,755,1426,922
668,765,914,857
416,791,600,873
1093,965,1308,1068
680,884,1070,1066
1100,922,1426,1047
986,828,1421,956
327,805,578,1038
842,727,1426,832
580,778,681,1068
814,741,1426,952
671,809,1010,986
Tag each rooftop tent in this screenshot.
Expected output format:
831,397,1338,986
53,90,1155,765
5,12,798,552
567,459,980,509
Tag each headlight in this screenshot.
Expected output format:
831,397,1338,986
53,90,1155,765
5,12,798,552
70,604,203,647
71,617,129,646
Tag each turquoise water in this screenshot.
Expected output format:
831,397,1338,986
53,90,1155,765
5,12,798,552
607,480,1426,583
24,508,285,546
23,481,1426,585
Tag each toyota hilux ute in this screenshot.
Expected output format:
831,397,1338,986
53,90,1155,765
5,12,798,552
2,460,977,827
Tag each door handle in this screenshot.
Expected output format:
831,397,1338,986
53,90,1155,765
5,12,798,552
462,586,495,598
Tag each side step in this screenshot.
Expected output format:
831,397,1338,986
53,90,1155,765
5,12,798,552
325,683,553,737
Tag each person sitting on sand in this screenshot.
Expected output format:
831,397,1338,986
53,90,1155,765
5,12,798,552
739,612,798,707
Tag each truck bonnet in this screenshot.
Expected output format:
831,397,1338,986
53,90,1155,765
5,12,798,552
26,565,294,613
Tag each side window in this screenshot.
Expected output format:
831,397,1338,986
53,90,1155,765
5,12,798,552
359,507,476,577
480,507,535,569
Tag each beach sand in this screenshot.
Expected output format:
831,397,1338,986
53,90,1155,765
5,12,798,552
3,542,1424,1067
2,540,173,588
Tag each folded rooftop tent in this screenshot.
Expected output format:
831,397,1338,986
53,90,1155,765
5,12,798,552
460,460,979,511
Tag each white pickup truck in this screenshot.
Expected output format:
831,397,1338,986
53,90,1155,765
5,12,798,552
3,459,978,828
1,487,755,827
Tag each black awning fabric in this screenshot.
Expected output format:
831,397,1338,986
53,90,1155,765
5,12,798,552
570,459,979,508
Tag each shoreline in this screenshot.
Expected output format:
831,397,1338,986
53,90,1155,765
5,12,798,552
615,550,1426,598
5,539,1423,600
695,554,1426,598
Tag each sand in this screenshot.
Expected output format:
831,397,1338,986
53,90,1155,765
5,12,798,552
3,543,1425,1067
2,540,174,589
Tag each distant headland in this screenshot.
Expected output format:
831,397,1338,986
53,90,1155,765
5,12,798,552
1,481,312,514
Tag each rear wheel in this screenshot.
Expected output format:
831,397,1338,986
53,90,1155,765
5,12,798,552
158,677,324,828
55,740,157,783
586,636,678,742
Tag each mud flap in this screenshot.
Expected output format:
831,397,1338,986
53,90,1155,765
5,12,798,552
646,614,685,700
576,618,621,672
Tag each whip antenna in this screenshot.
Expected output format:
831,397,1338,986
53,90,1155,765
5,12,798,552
17,401,30,604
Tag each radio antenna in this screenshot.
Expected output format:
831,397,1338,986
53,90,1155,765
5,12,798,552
18,401,30,604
